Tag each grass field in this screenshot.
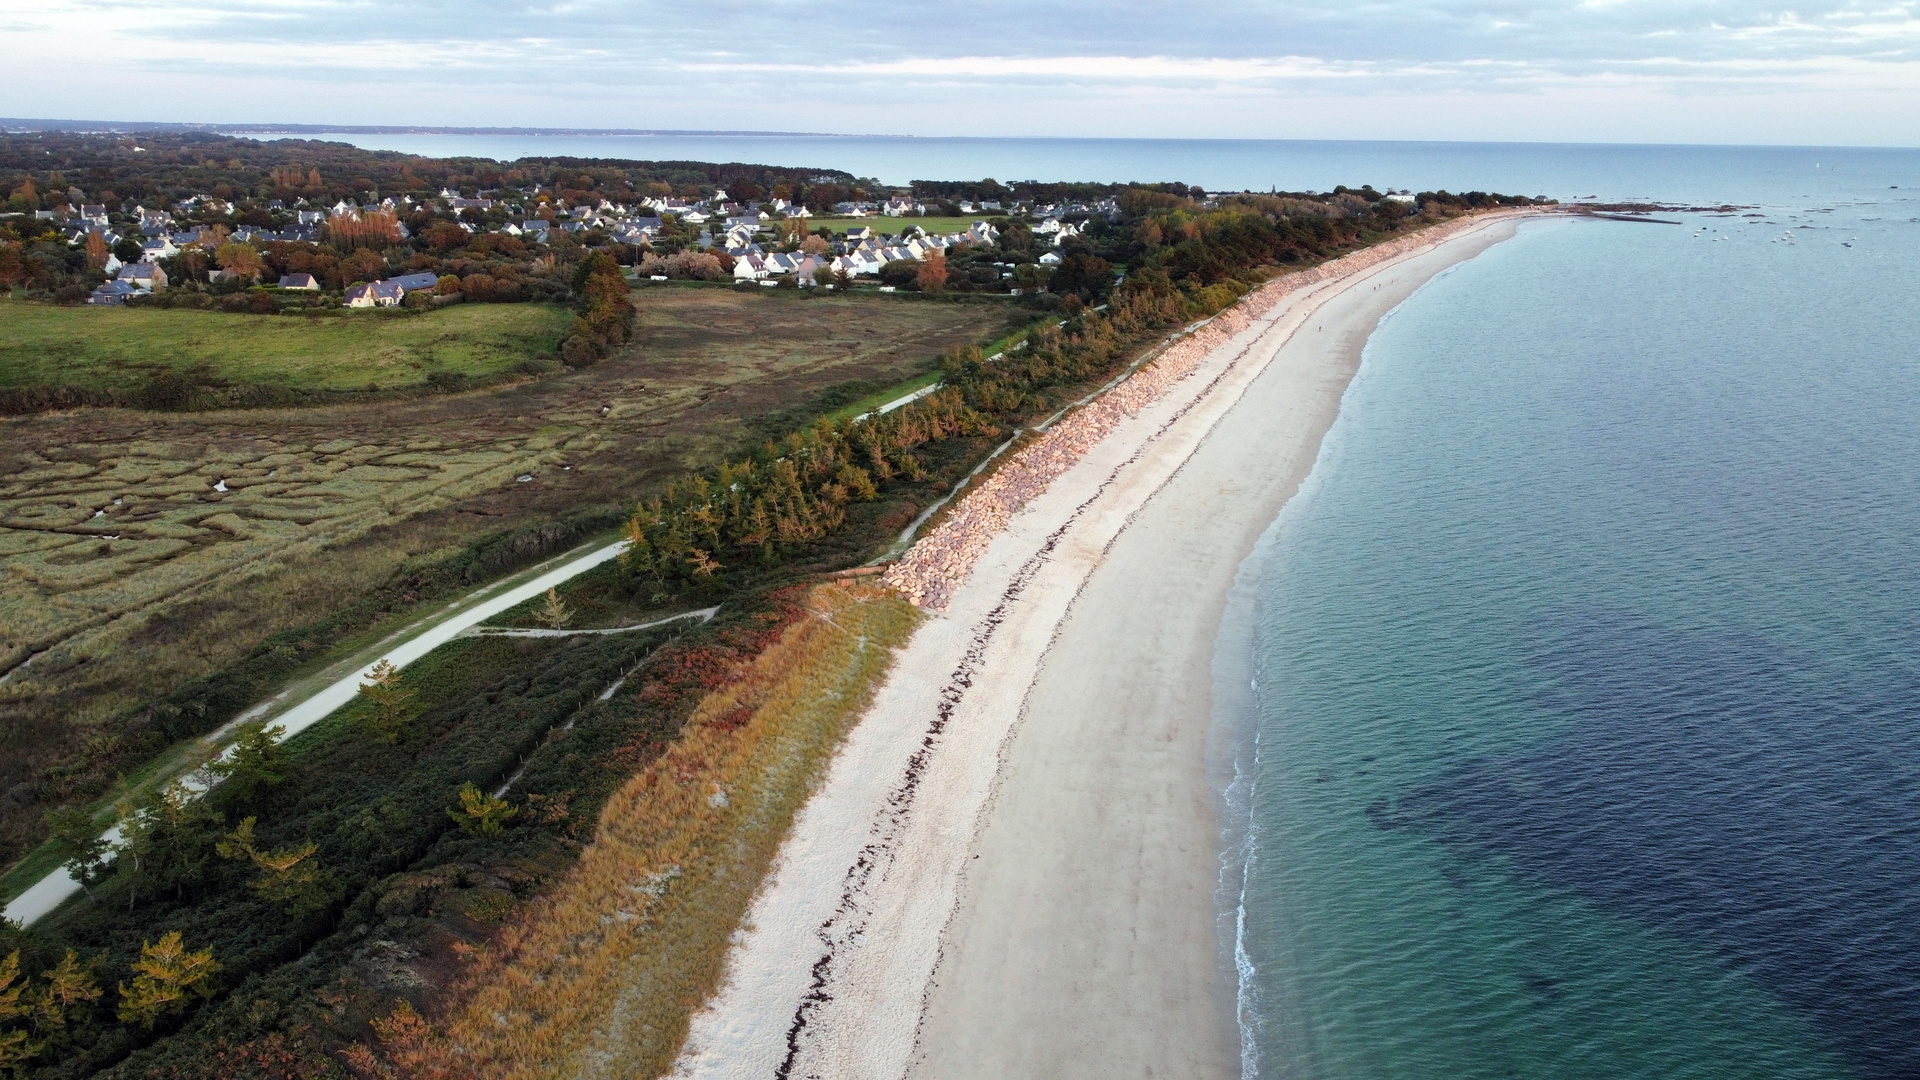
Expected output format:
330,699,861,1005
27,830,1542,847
0,286,1021,871
805,215,993,238
0,300,573,393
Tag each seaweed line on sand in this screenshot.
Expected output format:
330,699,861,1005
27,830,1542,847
778,213,1509,1075
775,246,1307,1076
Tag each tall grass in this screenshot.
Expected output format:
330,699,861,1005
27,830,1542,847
366,582,916,1079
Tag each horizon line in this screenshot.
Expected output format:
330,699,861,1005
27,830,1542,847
2,120,1916,153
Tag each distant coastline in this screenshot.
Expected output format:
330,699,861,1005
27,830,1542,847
0,118,874,138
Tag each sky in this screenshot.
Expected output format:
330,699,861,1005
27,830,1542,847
4,1,1919,146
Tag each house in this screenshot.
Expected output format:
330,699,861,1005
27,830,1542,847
89,280,140,305
138,208,172,232
1038,251,1063,266
79,204,108,225
278,273,320,290
342,280,404,308
297,210,328,225
790,255,829,284
141,236,180,261
845,226,873,243
732,254,770,281
116,261,167,292
387,272,439,293
520,220,551,241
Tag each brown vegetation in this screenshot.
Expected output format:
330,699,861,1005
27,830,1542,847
351,582,916,1079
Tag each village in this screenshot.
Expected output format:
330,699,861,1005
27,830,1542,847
34,182,1115,307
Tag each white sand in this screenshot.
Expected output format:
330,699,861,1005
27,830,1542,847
670,214,1531,1080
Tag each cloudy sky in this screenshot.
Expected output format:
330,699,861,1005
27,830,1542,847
6,1,1919,145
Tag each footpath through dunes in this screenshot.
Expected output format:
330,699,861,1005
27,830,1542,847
670,210,1536,1080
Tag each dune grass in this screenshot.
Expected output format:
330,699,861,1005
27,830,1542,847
368,582,917,1079
0,300,571,393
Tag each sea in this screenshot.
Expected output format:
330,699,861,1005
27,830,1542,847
309,132,1920,1077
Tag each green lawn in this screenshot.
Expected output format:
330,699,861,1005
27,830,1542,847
802,216,994,239
0,300,572,392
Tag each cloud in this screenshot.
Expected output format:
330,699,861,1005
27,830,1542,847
3,0,1918,143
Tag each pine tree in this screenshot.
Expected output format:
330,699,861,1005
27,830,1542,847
537,587,571,630
35,951,101,1029
208,720,287,806
0,951,39,1074
44,807,110,899
116,933,220,1029
448,782,518,837
217,818,331,917
357,660,419,744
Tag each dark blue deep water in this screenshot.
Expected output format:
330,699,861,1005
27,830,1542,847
1236,155,1920,1079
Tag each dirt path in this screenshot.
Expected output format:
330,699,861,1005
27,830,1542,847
1,533,638,926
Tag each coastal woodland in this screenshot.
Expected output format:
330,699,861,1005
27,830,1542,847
0,130,1546,1078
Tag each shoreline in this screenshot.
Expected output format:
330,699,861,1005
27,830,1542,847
670,212,1535,1079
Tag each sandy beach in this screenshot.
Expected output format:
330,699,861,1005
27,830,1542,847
670,212,1532,1080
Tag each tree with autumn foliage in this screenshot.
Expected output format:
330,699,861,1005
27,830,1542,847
559,251,635,365
83,230,109,272
214,241,265,282
326,211,402,251
916,251,948,294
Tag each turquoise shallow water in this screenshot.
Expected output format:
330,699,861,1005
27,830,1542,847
1236,169,1920,1078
